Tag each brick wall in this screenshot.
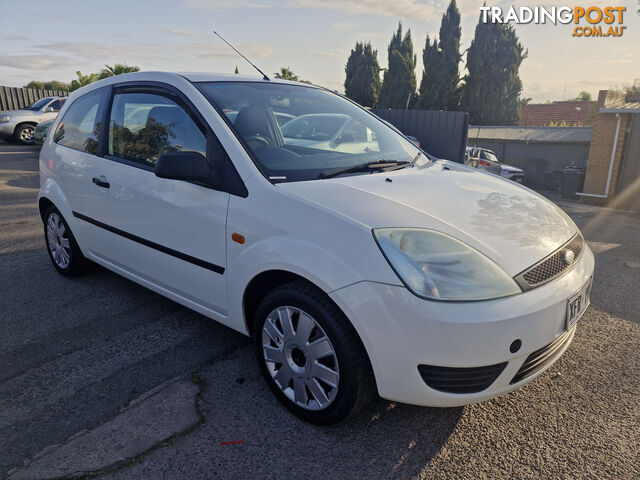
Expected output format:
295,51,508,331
581,90,631,206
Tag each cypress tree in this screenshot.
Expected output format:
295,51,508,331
462,12,527,125
416,0,462,110
378,23,417,109
344,42,381,108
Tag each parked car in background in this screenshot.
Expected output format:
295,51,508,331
280,113,379,153
0,96,66,144
33,119,55,145
465,147,502,176
501,164,526,183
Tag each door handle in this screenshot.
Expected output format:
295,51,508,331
92,177,110,188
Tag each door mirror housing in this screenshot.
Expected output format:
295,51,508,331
155,151,212,183
45,106,55,113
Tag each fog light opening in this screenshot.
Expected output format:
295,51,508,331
510,339,522,354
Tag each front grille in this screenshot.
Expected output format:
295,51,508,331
510,326,575,384
418,362,507,394
516,234,584,290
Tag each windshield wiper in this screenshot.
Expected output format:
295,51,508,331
319,160,410,179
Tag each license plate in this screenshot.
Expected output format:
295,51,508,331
566,277,592,330
515,177,523,183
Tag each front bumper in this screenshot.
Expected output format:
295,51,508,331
0,122,17,136
330,244,594,407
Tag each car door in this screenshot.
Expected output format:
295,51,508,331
72,84,230,319
51,87,110,253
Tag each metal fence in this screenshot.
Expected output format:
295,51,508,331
371,109,469,163
0,86,68,111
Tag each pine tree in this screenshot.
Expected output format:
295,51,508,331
234,66,239,75
462,12,527,125
416,0,461,110
378,23,417,109
415,35,441,109
344,42,381,108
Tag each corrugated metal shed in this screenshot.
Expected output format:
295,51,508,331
466,126,592,187
467,126,592,143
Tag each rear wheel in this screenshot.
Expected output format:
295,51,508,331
14,124,35,145
254,280,375,424
44,205,90,276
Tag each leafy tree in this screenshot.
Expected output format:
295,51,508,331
416,0,461,110
378,23,417,109
99,63,140,79
624,79,640,101
462,12,527,125
234,65,239,74
69,71,100,91
274,67,299,81
569,91,592,102
344,41,381,108
24,80,70,92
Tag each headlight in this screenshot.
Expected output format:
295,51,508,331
0,115,10,123
373,228,521,301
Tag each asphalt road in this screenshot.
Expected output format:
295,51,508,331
1,141,638,479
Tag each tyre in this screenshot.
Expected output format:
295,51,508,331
254,280,375,424
43,205,90,276
14,123,36,145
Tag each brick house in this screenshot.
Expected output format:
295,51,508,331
520,101,598,126
579,90,640,211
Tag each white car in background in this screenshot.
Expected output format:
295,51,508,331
501,163,526,183
38,72,594,424
281,113,379,153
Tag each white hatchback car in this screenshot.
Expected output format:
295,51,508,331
39,72,594,424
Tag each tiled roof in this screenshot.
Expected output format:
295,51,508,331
519,101,597,126
468,126,592,144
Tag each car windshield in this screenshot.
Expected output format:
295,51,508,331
28,97,54,111
196,82,424,182
483,151,499,163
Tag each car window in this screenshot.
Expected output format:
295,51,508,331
197,82,422,183
49,99,65,112
483,151,498,162
108,92,206,167
54,91,103,154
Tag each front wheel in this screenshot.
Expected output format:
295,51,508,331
254,280,375,424
14,124,35,145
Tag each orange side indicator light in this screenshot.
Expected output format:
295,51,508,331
231,233,245,244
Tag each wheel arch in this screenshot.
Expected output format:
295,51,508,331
243,269,316,337
38,196,54,222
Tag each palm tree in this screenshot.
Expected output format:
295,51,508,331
69,71,99,91
274,67,299,81
99,63,140,79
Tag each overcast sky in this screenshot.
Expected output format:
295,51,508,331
0,0,638,103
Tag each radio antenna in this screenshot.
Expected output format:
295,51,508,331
212,31,270,81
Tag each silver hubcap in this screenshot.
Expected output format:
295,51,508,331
46,213,71,269
262,306,339,411
20,126,34,143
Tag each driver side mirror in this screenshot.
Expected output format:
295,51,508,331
155,151,213,184
45,106,55,113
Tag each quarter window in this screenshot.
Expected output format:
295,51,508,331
108,92,206,167
54,90,103,154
